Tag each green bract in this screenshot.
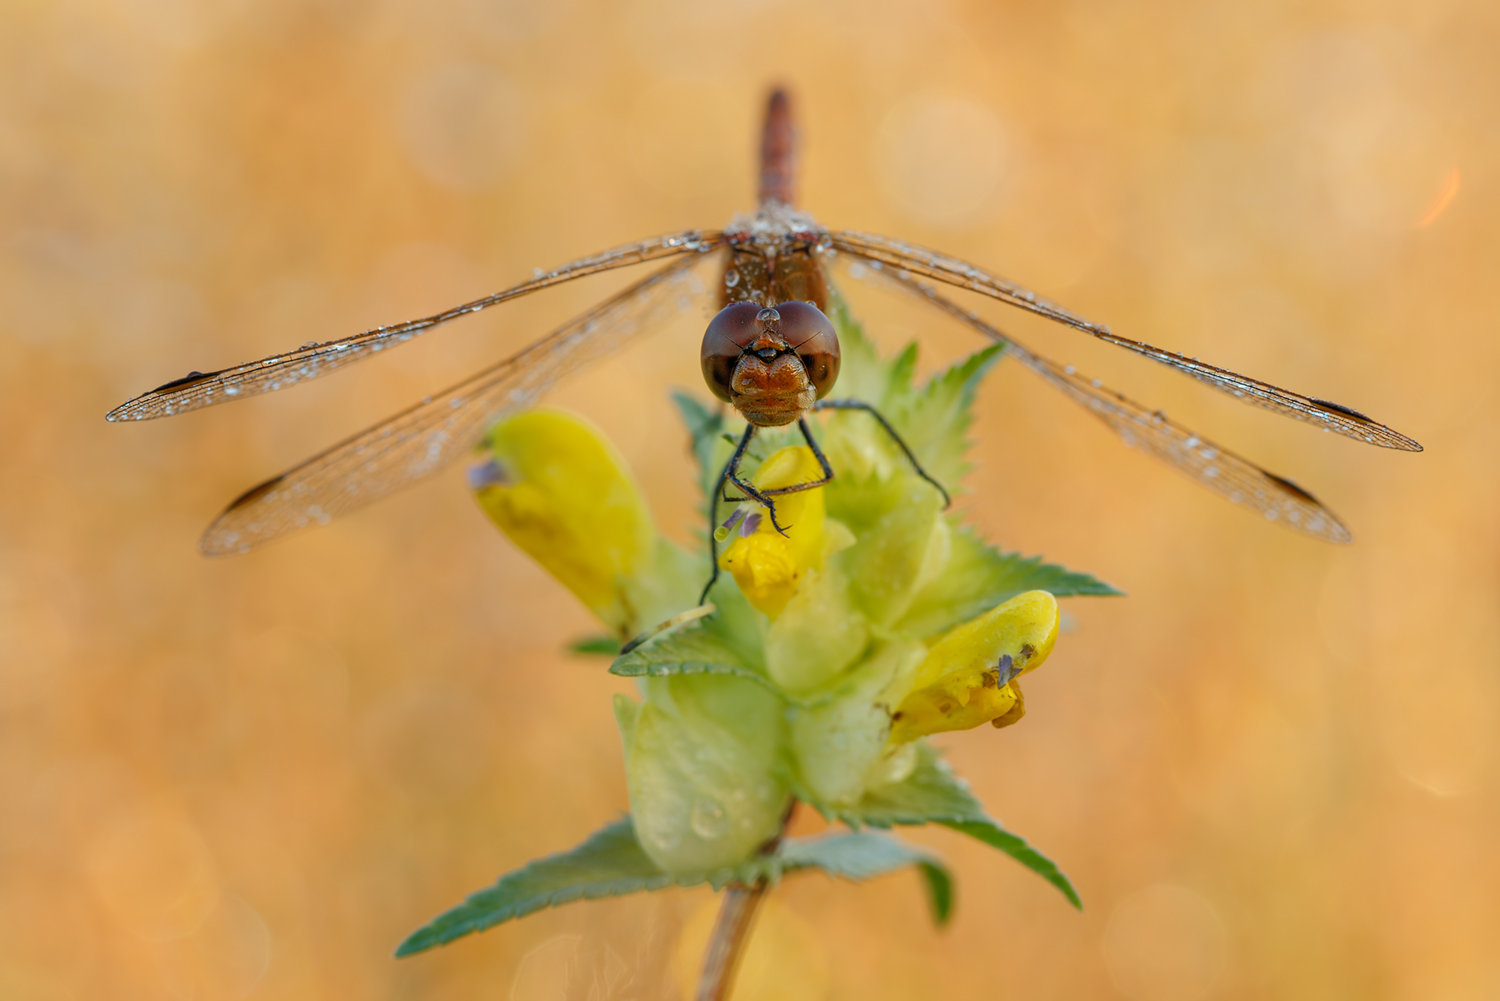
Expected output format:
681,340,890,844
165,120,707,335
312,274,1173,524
401,295,1119,957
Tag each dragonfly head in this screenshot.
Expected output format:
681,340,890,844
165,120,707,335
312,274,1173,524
700,300,841,427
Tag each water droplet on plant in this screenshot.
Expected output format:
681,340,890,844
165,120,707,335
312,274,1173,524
690,798,728,839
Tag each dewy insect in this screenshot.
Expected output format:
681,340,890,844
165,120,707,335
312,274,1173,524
107,88,1420,563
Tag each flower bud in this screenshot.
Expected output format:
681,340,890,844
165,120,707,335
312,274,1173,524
887,590,1059,743
615,677,790,873
717,446,827,619
471,410,654,636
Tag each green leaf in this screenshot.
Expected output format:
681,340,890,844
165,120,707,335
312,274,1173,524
781,831,954,926
610,653,774,690
398,818,785,957
894,525,1121,639
885,341,920,402
940,820,1079,909
825,745,1081,909
569,636,622,656
825,291,889,406
887,343,1005,489
608,584,773,691
670,390,728,506
397,818,676,956
398,819,955,956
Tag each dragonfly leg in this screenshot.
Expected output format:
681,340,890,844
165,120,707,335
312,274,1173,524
814,398,951,507
757,417,835,498
698,417,839,605
726,468,790,536
701,424,757,604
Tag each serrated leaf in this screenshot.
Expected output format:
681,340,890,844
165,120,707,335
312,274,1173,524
398,818,787,957
609,584,772,689
399,819,956,956
826,745,1081,909
671,390,728,506
894,525,1121,639
887,343,1005,489
781,830,954,926
824,291,890,405
396,818,679,956
569,636,622,656
885,341,920,401
940,820,1080,909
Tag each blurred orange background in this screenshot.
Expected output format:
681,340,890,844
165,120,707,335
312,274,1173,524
2,0,1496,998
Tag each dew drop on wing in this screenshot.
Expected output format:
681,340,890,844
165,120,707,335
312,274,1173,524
151,370,208,393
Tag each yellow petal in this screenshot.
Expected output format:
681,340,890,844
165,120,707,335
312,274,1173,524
887,590,1059,742
472,409,653,634
717,445,827,619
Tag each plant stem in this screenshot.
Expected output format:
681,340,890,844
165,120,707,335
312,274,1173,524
694,880,767,1001
696,801,795,1000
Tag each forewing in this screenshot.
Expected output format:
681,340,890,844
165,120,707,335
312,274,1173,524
200,255,712,555
830,233,1420,452
108,230,724,422
858,265,1352,543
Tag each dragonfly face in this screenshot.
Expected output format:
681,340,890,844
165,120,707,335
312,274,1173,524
700,299,841,427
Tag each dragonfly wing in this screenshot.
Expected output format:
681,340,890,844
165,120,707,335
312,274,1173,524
108,230,725,423
200,254,712,555
1012,352,1353,543
830,232,1420,452
859,264,1352,543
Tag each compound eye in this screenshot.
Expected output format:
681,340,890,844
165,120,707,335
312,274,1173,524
700,302,762,402
776,301,841,399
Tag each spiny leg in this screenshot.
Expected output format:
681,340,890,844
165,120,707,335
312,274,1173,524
726,460,792,537
701,424,757,605
814,398,951,507
699,418,840,606
757,417,835,499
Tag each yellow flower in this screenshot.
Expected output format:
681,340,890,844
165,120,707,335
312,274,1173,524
887,590,1059,743
470,409,654,636
717,446,827,619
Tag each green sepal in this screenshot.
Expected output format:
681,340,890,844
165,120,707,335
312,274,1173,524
819,745,1081,909
894,526,1121,639
396,818,955,956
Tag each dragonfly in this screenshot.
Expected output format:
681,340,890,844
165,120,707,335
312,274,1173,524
107,88,1420,564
